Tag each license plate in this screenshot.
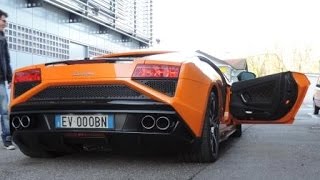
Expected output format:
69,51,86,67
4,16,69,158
55,114,114,129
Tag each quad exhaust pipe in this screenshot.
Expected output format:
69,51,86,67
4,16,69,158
12,114,172,131
141,115,172,131
141,115,155,130
156,116,170,130
11,115,31,129
11,116,21,129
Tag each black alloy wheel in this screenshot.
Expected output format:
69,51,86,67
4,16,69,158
231,124,242,137
181,91,220,162
207,91,220,161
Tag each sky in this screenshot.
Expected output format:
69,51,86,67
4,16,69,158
153,0,320,59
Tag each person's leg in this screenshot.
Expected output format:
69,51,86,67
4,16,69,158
0,82,12,147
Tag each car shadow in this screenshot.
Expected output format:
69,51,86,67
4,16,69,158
50,137,243,164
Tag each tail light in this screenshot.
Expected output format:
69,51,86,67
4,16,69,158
132,64,180,79
14,68,41,84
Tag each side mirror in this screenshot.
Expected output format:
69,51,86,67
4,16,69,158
237,71,256,81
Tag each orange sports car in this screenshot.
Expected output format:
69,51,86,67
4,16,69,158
9,50,309,162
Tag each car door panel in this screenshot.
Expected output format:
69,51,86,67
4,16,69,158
230,72,309,124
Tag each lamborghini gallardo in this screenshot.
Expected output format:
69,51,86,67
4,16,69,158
9,50,310,162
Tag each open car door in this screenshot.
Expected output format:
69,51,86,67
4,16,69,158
230,71,309,124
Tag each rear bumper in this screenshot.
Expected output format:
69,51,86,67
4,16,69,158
10,102,196,151
13,130,193,152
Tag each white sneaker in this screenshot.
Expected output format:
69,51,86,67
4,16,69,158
4,145,15,150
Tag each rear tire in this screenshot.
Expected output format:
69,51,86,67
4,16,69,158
231,124,242,137
181,91,220,162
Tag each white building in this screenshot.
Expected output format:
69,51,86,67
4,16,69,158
1,0,153,70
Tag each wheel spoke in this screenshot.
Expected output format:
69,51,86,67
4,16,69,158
209,93,216,126
208,93,219,155
210,126,218,153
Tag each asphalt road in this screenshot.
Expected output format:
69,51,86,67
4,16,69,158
0,75,319,180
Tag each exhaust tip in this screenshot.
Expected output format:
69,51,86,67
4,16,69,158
141,115,155,130
156,116,170,131
11,116,21,129
20,115,31,128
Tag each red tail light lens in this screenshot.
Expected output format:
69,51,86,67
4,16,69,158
14,68,41,83
132,64,180,78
